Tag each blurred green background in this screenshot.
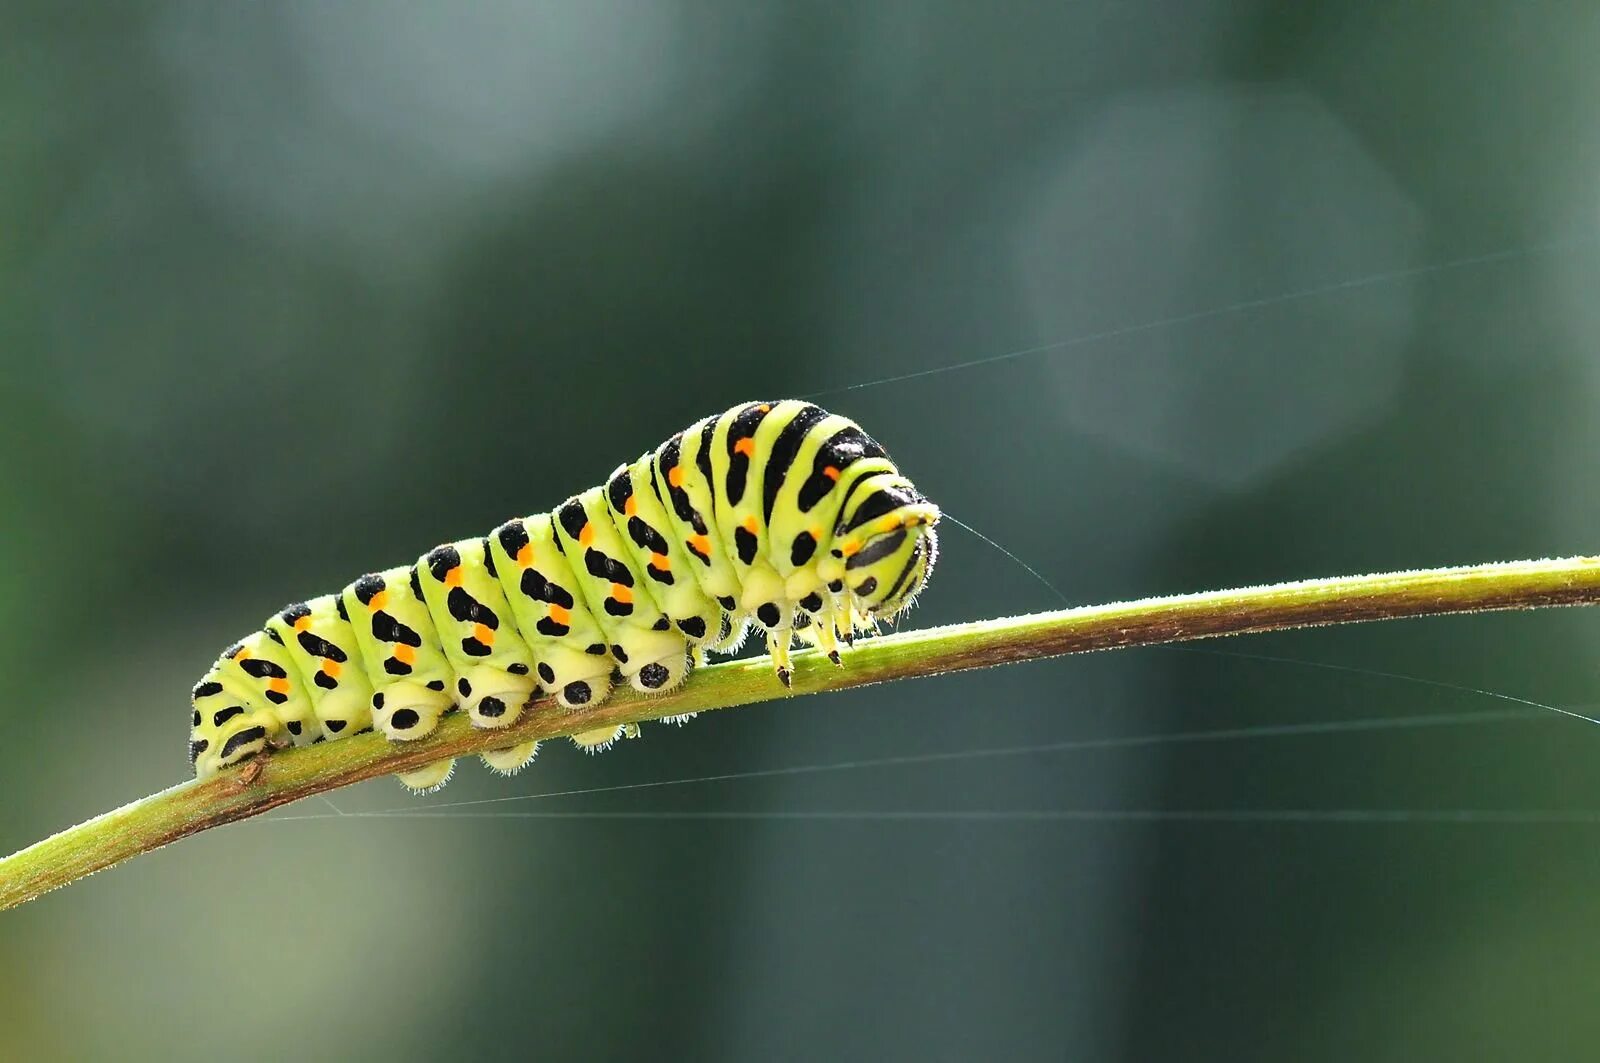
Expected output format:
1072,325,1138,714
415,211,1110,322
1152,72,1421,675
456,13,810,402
5,2,1600,1060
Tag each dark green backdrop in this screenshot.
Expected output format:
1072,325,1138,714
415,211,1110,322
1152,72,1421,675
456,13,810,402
5,3,1600,1060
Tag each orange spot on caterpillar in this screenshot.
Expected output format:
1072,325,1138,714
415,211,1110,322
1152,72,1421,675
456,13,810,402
444,567,463,588
650,552,670,569
293,616,312,633
321,660,342,679
667,466,685,488
809,526,823,540
624,496,638,517
235,648,252,661
548,604,571,625
474,623,495,646
267,677,290,696
369,589,389,611
393,644,416,665
611,584,633,605
742,515,759,534
757,403,771,412
578,523,595,546
688,533,711,556
880,515,902,532
842,540,862,557
823,466,841,481
516,543,533,567
734,437,756,457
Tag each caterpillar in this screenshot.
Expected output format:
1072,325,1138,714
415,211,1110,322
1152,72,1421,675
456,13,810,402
189,400,941,791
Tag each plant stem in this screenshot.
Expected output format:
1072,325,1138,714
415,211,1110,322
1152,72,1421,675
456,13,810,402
4,555,1600,911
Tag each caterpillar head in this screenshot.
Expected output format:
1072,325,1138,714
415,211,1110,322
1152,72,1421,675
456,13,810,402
189,669,277,779
830,473,940,619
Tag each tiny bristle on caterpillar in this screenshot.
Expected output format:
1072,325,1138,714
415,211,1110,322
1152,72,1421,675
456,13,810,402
189,401,941,790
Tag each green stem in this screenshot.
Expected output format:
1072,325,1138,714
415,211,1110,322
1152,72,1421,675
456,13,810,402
4,555,1599,911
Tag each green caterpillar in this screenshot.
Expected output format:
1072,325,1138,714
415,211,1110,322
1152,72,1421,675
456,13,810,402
189,400,941,791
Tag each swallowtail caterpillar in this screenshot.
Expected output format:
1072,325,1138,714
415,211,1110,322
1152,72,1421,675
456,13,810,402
189,401,941,791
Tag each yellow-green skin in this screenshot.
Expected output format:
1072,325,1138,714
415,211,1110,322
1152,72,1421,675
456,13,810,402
188,400,941,791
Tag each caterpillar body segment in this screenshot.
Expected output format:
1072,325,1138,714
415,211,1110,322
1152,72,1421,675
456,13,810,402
189,639,293,780
264,597,375,745
188,401,940,790
341,566,455,743
339,565,460,784
603,459,729,654
652,422,745,610
553,489,693,698
486,515,616,712
232,631,317,738
415,539,540,730
190,627,318,765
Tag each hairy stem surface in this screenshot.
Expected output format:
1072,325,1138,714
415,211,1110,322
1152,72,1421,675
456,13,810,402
5,555,1599,911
